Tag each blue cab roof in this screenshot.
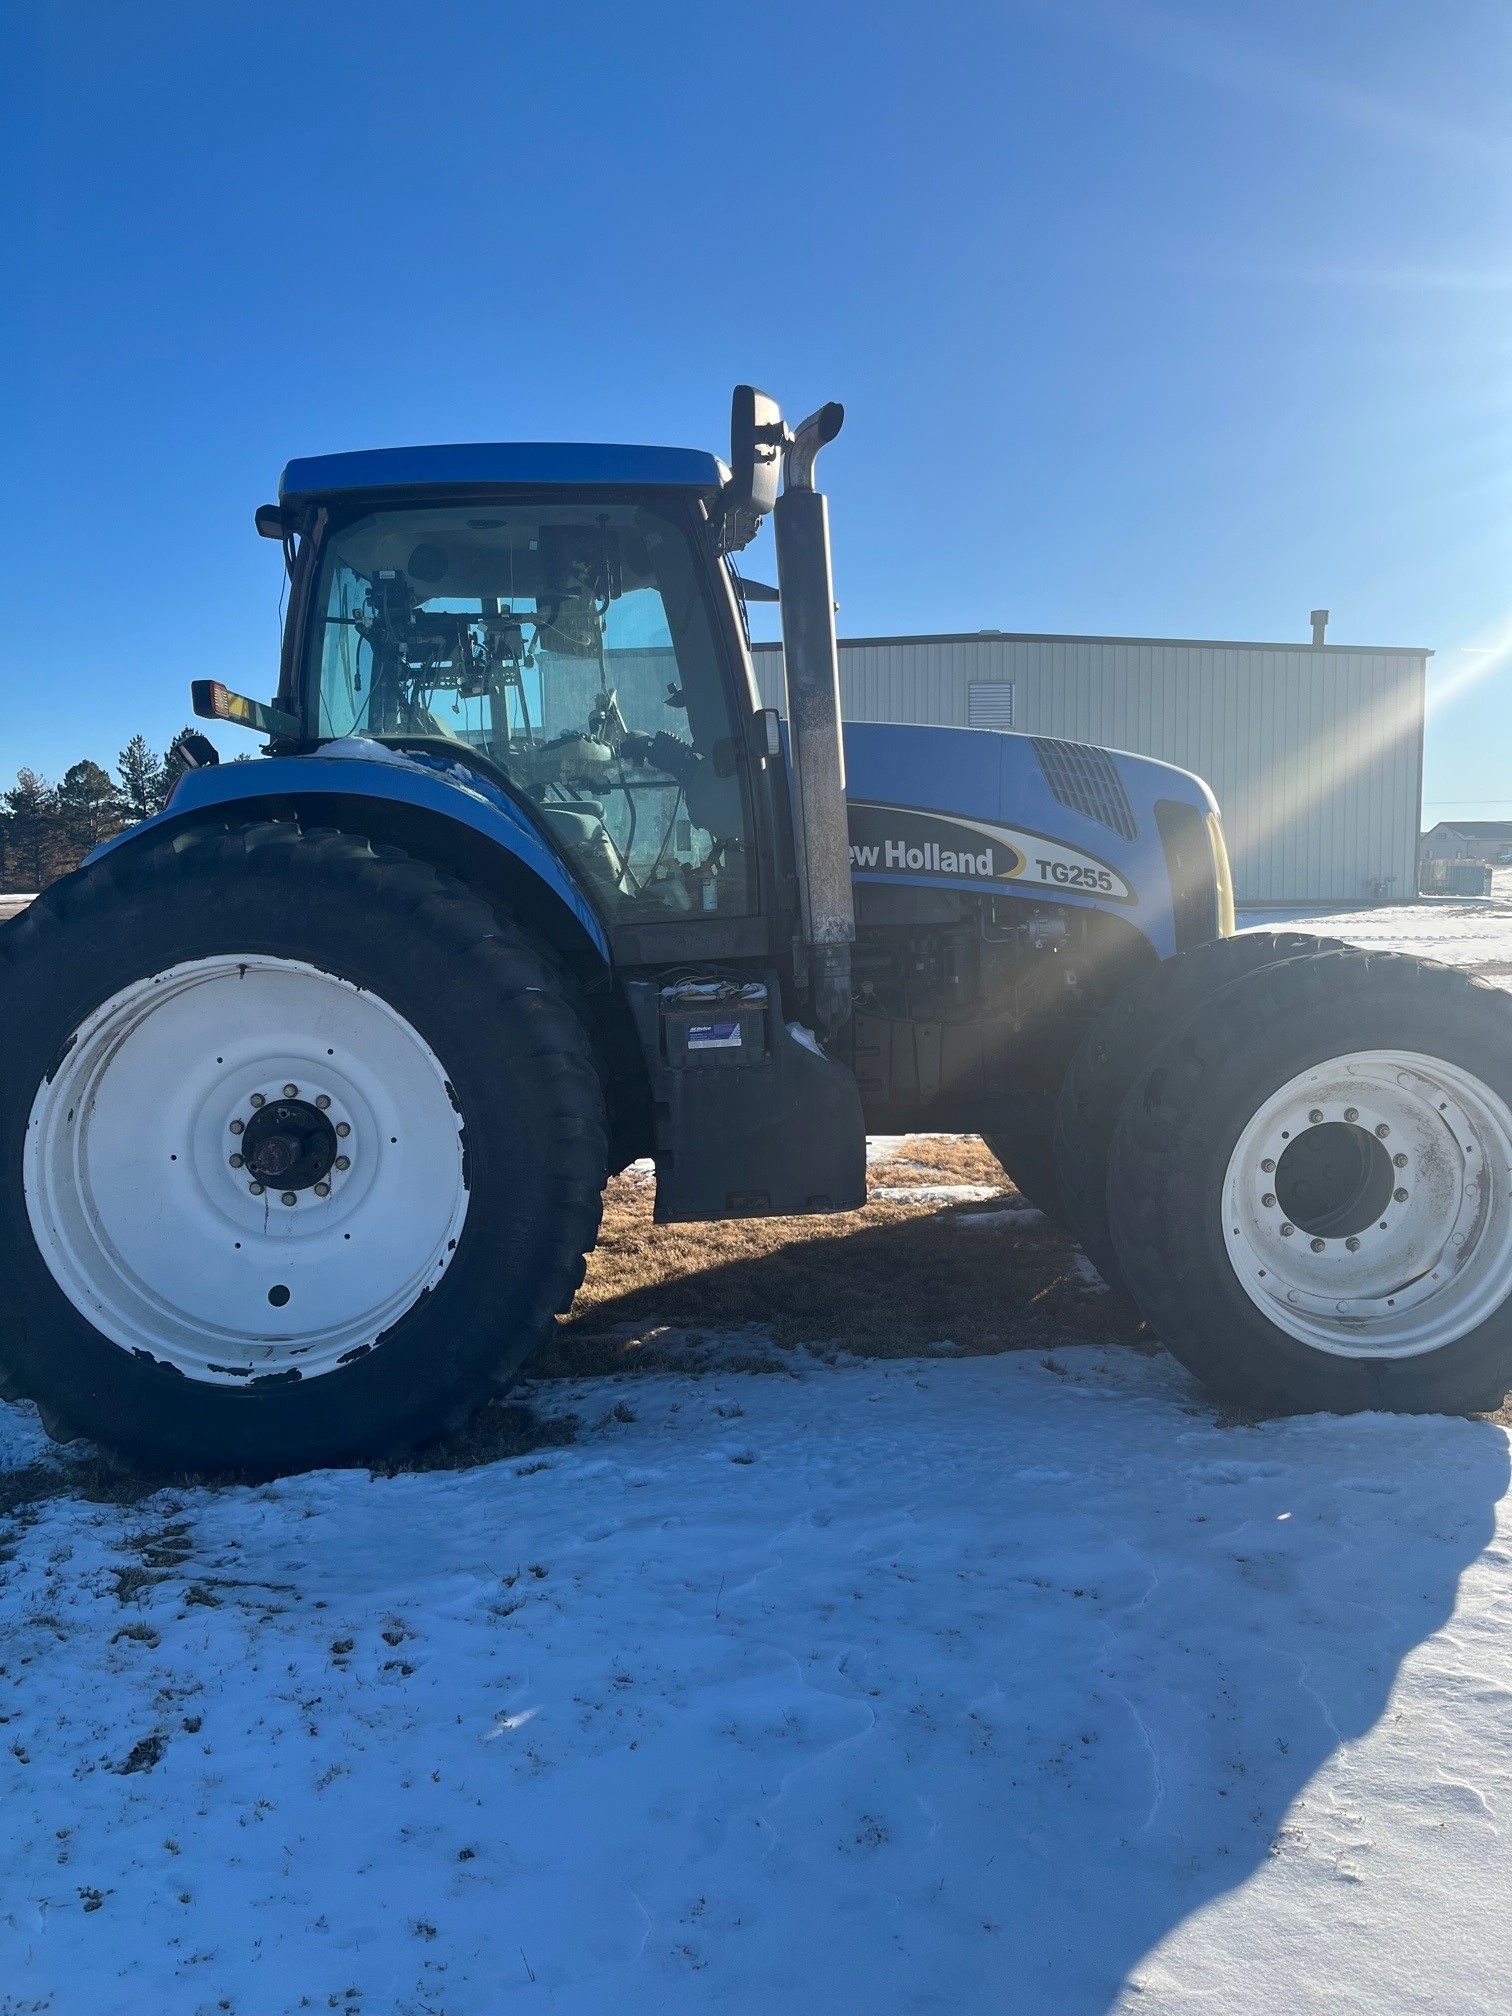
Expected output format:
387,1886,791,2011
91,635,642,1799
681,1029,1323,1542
278,442,727,503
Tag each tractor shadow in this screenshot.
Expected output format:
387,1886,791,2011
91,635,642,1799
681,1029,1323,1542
531,1161,1512,2009
960,1398,1511,2013
538,1147,1144,1379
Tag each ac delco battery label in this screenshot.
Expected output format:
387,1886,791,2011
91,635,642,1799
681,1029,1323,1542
846,802,1134,903
688,1021,743,1049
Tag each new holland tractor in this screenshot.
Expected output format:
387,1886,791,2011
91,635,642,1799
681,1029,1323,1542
3,390,1510,1475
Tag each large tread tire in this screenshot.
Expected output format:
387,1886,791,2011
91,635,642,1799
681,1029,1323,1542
0,822,607,1476
1107,950,1512,1415
1054,931,1343,1289
982,1129,1066,1224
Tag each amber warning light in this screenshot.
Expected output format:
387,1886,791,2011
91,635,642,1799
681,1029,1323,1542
191,681,301,739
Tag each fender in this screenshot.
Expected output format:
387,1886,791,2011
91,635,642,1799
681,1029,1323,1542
86,745,611,964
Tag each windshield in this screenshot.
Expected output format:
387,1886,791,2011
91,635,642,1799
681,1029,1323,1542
305,501,753,920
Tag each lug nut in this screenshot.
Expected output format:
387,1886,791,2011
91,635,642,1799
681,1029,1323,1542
250,1093,265,1108
1345,1236,1361,1252
1261,1158,1276,1173
249,1182,265,1196
335,1122,351,1139
281,1192,298,1206
313,1180,331,1198
1310,1237,1326,1253
334,1155,350,1171
283,1084,299,1098
1394,1153,1408,1168
1309,1109,1324,1124
1280,1223,1295,1237
1262,1192,1277,1208
1394,1187,1409,1203
1344,1107,1358,1123
229,1153,244,1169
1376,1124,1390,1139
316,1094,331,1111
229,1118,245,1136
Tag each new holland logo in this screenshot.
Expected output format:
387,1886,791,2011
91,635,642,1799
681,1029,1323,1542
847,803,1135,903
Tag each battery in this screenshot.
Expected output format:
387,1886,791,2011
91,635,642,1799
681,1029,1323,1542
660,980,769,1071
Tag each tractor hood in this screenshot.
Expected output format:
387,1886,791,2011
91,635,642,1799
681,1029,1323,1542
839,721,1222,950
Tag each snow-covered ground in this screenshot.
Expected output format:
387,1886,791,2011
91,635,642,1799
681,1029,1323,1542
5,1350,1511,2016
6,891,1512,2013
1239,864,1512,987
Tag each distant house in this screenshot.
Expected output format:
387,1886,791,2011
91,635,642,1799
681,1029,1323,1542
1420,821,1512,866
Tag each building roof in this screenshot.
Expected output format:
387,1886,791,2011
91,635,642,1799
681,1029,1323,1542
279,442,727,503
751,630,1432,659
1423,820,1512,840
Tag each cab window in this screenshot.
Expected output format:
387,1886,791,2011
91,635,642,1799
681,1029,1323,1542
306,501,753,920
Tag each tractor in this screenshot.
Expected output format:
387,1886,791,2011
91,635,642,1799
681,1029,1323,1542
3,389,1510,1474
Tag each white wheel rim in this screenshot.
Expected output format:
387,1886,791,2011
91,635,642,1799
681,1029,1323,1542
24,956,469,1384
1222,1049,1512,1359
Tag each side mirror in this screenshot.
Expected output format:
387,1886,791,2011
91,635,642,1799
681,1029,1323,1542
719,386,787,551
255,504,289,541
168,729,220,772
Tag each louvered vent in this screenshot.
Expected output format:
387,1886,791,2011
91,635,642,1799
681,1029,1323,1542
1031,738,1137,842
967,681,1016,728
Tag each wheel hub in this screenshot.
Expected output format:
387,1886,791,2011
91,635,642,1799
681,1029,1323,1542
1272,1120,1396,1240
239,1098,338,1190
1222,1048,1512,1359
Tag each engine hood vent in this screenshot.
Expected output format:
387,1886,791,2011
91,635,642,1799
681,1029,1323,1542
1031,738,1137,843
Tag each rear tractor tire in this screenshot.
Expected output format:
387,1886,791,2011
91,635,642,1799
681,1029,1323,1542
1108,950,1512,1415
0,822,608,1476
1054,931,1343,1289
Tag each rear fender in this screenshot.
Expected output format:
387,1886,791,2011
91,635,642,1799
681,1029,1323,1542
86,751,611,968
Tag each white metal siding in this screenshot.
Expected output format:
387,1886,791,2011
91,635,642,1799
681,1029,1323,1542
752,635,1426,906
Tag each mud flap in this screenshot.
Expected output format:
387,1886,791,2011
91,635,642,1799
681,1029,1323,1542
623,975,866,1221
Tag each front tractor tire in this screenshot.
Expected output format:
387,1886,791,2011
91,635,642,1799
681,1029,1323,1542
0,823,607,1476
1107,951,1512,1416
1054,930,1343,1290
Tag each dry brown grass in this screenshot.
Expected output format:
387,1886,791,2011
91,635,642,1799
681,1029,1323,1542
529,1135,1145,1382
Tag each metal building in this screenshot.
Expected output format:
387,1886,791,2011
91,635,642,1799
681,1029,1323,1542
750,631,1428,906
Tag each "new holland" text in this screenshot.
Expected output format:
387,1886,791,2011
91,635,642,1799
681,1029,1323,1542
849,839,998,876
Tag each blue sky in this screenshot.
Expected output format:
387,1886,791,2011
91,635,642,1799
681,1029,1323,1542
4,1,1508,819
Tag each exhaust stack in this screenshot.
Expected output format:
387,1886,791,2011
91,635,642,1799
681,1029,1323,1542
774,402,854,1034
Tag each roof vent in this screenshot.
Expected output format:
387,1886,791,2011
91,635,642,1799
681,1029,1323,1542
1311,608,1329,645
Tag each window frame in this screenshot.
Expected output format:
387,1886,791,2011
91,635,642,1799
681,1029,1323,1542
280,485,772,940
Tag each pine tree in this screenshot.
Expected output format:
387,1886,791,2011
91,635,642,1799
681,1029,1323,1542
58,759,123,859
4,770,64,889
117,735,164,822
